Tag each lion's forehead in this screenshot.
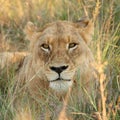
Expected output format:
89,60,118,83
41,22,78,36
39,28,80,45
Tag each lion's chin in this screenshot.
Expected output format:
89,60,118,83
49,80,73,93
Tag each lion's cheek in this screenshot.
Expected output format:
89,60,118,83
34,50,50,64
70,54,86,67
69,47,86,65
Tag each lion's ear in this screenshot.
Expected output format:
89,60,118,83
75,17,94,44
24,22,37,41
24,22,41,51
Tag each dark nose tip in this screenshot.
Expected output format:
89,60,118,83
50,65,68,74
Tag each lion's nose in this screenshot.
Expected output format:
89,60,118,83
50,65,68,74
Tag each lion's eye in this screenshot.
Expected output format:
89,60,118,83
41,44,50,52
68,43,78,50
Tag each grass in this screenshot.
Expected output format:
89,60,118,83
0,0,120,120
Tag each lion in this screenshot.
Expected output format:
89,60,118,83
14,17,97,119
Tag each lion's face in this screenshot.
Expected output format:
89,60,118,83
25,19,94,92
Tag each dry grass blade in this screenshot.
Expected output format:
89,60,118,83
92,0,101,22
14,107,32,120
95,43,108,120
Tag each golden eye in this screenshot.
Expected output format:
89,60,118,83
41,44,49,49
41,44,50,52
68,43,77,49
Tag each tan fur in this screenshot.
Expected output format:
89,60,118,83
0,52,29,69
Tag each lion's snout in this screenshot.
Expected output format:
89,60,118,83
50,65,68,74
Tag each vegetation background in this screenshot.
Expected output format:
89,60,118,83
0,0,119,120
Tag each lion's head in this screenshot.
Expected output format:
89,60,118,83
24,18,94,93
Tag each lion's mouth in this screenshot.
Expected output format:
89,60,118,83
50,77,71,82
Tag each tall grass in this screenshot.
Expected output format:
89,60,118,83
0,0,120,120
